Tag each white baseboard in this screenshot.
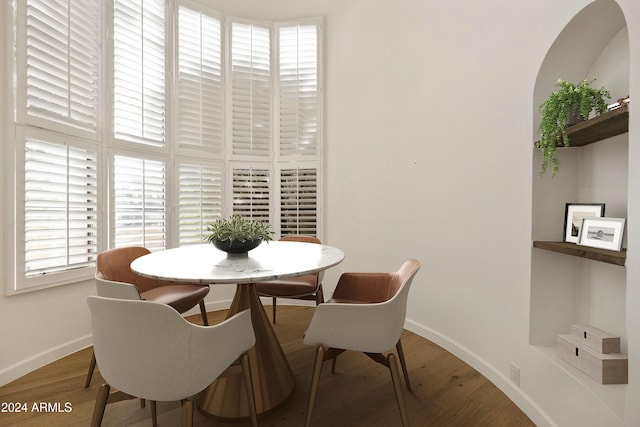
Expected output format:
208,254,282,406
0,334,93,387
404,318,555,427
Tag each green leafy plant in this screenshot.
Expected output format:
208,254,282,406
204,214,274,245
536,78,610,177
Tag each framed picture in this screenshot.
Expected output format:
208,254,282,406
564,203,605,243
578,217,625,251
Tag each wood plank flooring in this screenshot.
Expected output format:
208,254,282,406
0,306,534,427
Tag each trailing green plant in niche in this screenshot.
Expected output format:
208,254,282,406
205,214,274,244
536,78,610,177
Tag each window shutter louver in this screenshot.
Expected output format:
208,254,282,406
113,0,166,146
231,22,271,156
178,162,223,245
113,155,166,251
177,7,224,154
24,138,98,279
280,168,317,236
24,0,99,133
279,24,319,157
232,167,271,222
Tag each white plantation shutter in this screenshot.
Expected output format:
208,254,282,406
232,167,271,222
279,24,319,157
280,168,317,236
113,0,166,146
231,22,271,156
9,4,324,291
22,137,98,285
113,155,166,251
23,0,99,133
177,7,223,153
178,161,223,245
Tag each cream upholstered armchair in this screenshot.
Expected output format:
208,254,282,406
87,296,257,427
302,259,421,427
85,246,210,388
255,235,324,324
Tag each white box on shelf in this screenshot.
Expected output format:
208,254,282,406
557,334,627,384
570,324,621,354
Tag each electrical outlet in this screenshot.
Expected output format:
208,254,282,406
509,362,520,387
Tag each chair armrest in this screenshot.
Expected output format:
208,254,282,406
303,300,404,353
330,272,394,303
95,277,141,300
189,310,256,383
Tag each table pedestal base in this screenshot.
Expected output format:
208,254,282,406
197,283,295,420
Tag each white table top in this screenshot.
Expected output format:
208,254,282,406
130,241,345,284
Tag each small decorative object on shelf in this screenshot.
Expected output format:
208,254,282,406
577,217,625,252
607,95,629,111
563,203,605,244
205,214,274,255
536,78,611,177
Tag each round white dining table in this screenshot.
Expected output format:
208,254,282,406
130,241,344,420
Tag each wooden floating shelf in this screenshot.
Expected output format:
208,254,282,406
566,104,629,146
533,241,626,266
534,104,629,147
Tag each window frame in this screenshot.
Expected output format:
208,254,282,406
14,0,103,142
109,148,169,252
174,1,226,160
227,17,274,160
276,161,321,237
5,0,104,294
276,19,323,162
13,125,103,293
111,0,168,150
174,157,225,246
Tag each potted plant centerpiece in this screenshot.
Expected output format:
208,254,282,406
205,214,274,254
536,78,610,177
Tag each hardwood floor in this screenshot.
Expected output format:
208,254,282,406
0,306,534,427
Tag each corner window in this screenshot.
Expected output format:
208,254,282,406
6,0,323,293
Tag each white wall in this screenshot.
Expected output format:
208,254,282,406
2,0,640,425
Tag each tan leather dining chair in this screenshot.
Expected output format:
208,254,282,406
87,296,257,427
302,259,421,427
255,235,324,324
85,246,210,388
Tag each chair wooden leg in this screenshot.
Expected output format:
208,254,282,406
271,297,277,324
151,400,157,427
199,301,209,326
396,339,412,392
240,352,258,427
85,350,97,388
90,383,110,427
305,345,325,427
388,353,410,427
330,354,338,374
315,284,324,305
181,399,193,427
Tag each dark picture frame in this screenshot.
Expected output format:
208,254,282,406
563,203,605,244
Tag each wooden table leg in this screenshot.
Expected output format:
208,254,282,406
196,283,295,420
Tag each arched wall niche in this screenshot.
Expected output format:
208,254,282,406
531,0,629,244
530,0,629,418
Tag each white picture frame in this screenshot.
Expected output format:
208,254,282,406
578,217,625,251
